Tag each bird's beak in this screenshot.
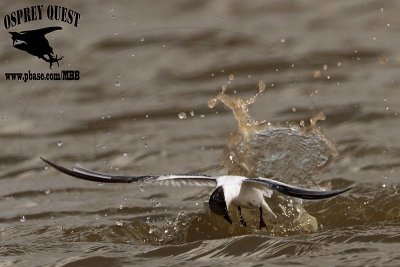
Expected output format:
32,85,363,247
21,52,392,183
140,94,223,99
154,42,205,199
223,212,233,224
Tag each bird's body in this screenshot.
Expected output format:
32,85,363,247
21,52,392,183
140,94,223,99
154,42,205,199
40,157,351,228
217,176,277,222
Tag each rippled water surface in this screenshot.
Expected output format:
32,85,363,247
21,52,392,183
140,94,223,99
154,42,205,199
1,1,400,266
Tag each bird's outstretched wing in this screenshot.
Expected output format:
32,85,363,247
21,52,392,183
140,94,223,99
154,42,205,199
21,26,62,35
244,177,351,200
40,157,216,187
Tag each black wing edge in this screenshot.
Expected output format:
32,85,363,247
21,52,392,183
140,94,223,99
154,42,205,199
21,26,63,35
248,178,352,200
40,157,155,183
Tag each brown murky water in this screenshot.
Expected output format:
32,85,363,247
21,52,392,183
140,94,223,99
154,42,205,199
1,1,400,266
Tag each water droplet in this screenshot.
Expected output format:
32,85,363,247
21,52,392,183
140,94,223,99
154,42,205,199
115,81,121,87
123,153,128,157
164,229,169,233
20,216,26,222
280,38,285,43
57,141,63,147
200,114,205,118
116,221,123,226
95,215,100,220
178,112,187,119
45,188,51,195
258,81,266,93
140,38,145,42
211,73,215,77
119,205,123,210
190,111,195,116
208,98,217,108
44,166,49,170
323,65,328,71
313,70,321,79
148,228,154,234
292,107,297,112
228,74,235,81
337,62,342,67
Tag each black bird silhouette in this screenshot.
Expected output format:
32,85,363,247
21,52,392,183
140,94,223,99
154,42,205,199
9,26,63,68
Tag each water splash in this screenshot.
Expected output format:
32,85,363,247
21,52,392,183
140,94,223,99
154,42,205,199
209,83,340,232
209,84,338,182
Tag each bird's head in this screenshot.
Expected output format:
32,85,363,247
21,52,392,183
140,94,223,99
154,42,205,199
209,186,232,224
9,32,20,45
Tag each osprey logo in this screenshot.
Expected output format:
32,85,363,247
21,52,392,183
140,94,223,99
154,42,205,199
4,5,81,71
9,26,63,68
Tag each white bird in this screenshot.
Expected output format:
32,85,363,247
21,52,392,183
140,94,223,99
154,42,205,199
40,157,351,229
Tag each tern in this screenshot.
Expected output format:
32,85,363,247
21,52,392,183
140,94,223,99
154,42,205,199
41,157,351,228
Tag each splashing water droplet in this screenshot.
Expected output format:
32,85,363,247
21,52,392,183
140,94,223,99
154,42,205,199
313,70,321,79
190,111,195,116
45,189,51,195
116,221,123,226
178,112,187,119
57,141,63,147
221,84,228,93
20,216,26,222
115,81,120,87
258,81,266,93
208,98,217,108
